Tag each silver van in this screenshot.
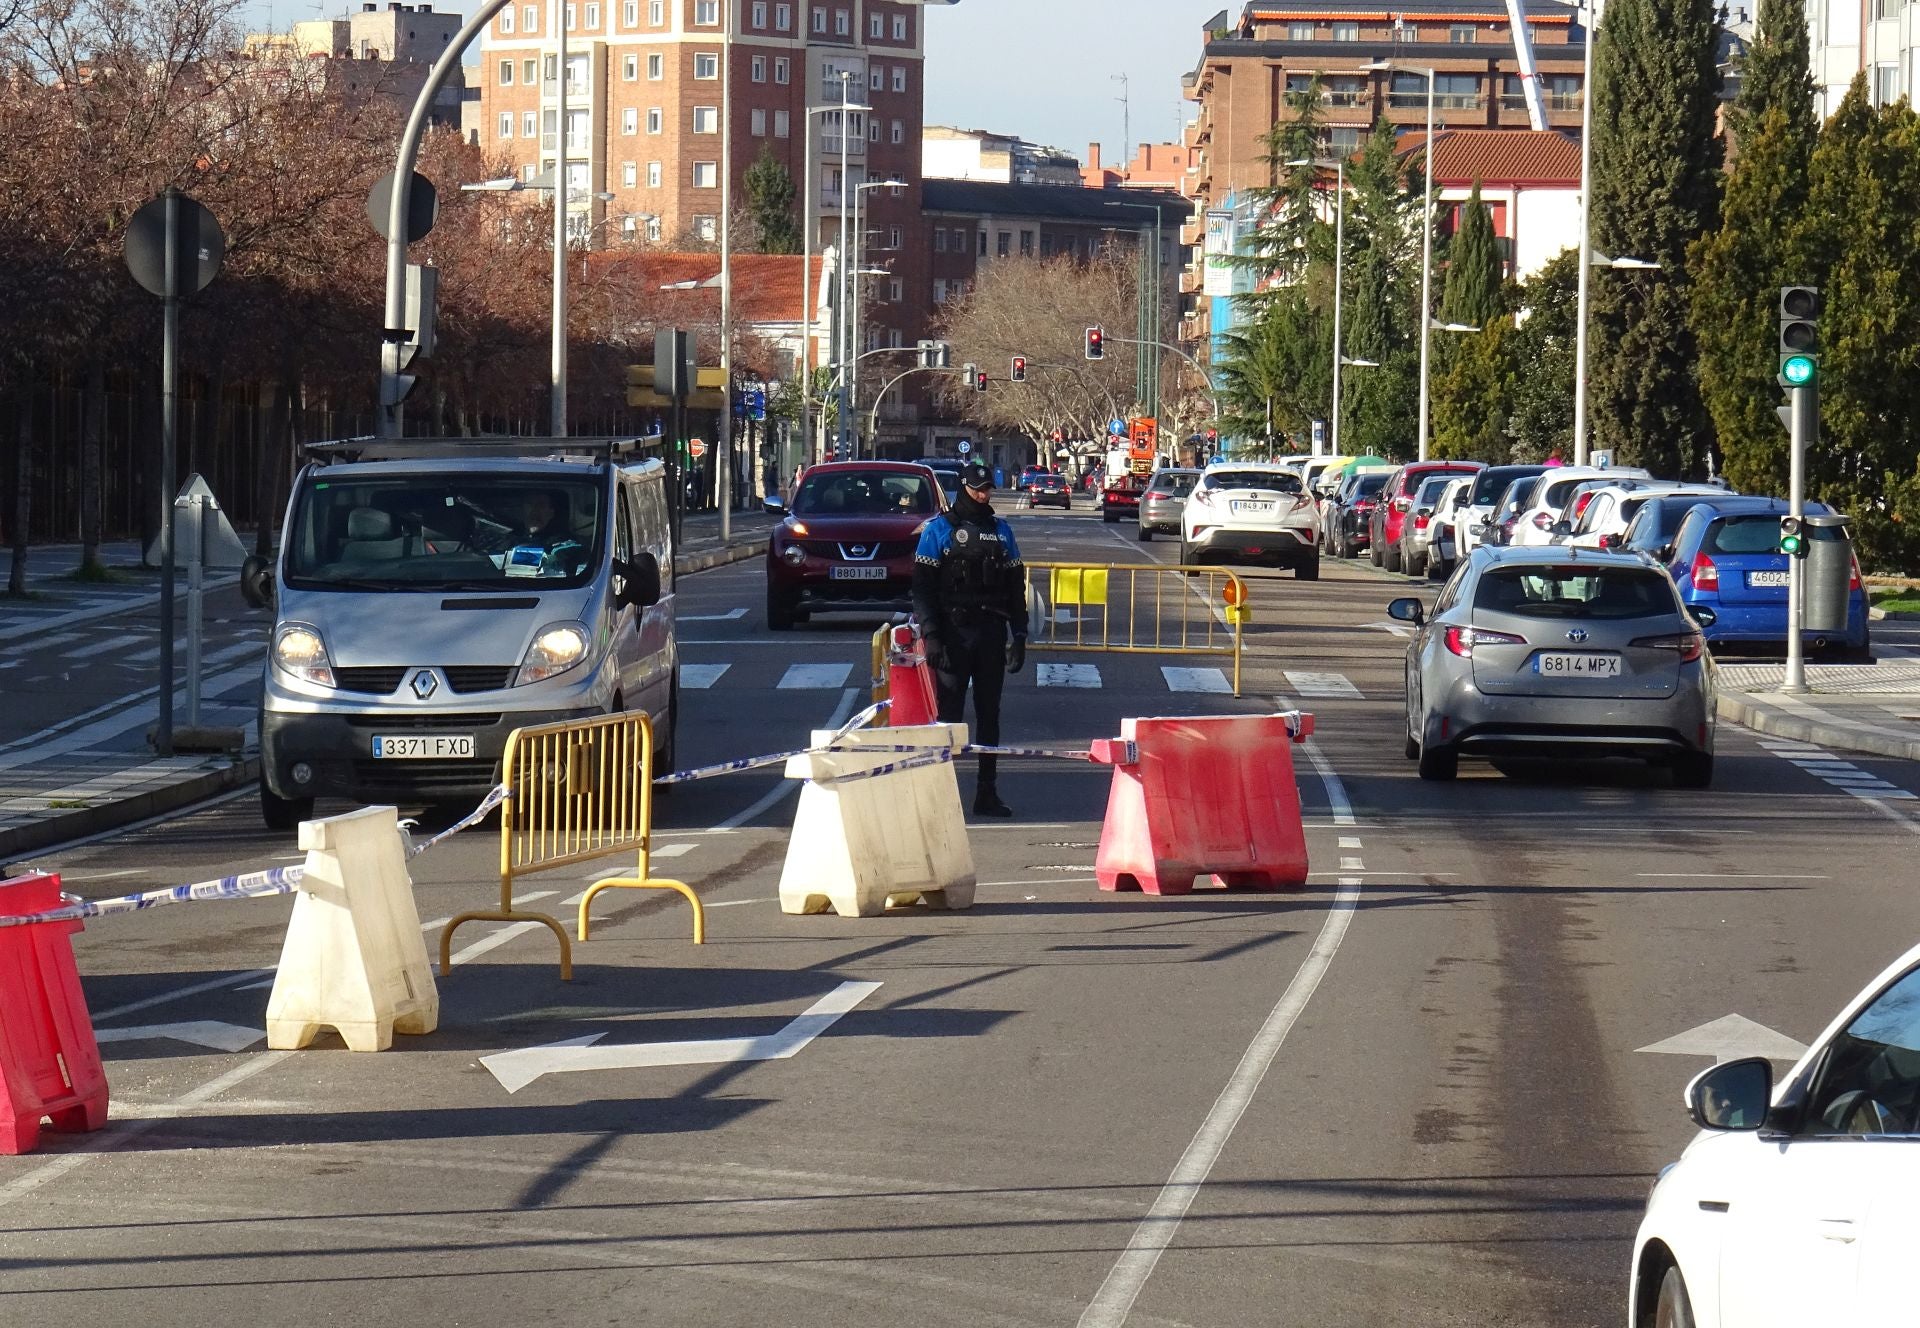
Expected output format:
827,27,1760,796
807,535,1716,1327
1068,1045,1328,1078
255,439,676,828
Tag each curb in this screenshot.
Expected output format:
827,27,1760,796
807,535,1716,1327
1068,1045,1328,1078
1717,692,1920,763
0,757,258,865
1870,607,1920,623
674,537,762,578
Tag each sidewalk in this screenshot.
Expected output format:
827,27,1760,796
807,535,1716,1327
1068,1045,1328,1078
0,511,770,866
1716,661,1920,762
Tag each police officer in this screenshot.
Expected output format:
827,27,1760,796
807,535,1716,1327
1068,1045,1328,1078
912,460,1028,817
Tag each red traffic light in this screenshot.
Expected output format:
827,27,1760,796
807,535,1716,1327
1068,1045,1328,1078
1011,355,1027,382
974,371,988,392
1084,327,1104,360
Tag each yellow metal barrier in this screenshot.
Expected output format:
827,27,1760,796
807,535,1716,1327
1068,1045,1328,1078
1025,561,1248,696
438,711,704,981
870,623,891,707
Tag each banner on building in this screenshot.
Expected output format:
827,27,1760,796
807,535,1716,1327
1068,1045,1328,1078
1203,210,1236,297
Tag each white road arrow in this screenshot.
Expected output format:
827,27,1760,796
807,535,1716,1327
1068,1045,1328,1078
1635,1013,1808,1064
93,1020,265,1053
1364,620,1415,639
481,980,883,1093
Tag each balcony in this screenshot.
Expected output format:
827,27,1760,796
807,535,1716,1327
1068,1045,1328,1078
1390,92,1483,111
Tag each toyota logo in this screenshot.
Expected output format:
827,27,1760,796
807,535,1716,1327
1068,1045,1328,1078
410,669,439,700
1565,629,1589,644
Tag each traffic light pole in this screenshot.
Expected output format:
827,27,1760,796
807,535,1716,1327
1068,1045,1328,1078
1783,383,1814,695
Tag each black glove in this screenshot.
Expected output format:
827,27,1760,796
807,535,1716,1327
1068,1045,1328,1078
1007,637,1026,674
920,633,943,670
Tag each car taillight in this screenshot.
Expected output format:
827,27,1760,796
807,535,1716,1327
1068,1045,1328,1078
1849,553,1862,591
1532,511,1555,530
1632,631,1707,664
1444,625,1526,658
1191,488,1213,506
1414,513,1430,530
1356,499,1375,511
1690,552,1719,591
1572,492,1597,520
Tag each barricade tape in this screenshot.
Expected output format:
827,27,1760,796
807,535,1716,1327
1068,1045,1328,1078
812,747,956,785
400,782,511,857
653,742,944,787
965,744,1097,762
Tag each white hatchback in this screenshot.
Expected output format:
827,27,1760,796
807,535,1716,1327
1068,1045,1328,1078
1631,941,1920,1327
1561,483,1733,550
1509,466,1653,547
1181,464,1321,578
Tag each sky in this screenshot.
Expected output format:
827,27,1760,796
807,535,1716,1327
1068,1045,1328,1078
231,0,1223,167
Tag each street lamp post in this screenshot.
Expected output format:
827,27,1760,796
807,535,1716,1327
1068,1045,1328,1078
799,98,869,471
1573,0,1597,464
1367,59,1438,461
552,0,568,436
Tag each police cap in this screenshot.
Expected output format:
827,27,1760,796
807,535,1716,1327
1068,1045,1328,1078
960,461,994,491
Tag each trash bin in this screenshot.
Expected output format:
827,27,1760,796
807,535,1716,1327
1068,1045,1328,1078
1804,513,1855,635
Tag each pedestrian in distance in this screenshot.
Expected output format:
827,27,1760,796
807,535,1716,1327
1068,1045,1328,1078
912,460,1028,817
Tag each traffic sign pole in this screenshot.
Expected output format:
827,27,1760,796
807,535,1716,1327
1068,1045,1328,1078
159,188,179,756
1783,383,1814,695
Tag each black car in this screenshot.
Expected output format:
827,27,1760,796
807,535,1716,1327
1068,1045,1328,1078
1029,473,1073,509
1326,471,1390,558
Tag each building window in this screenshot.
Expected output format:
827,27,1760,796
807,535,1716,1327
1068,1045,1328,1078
1040,233,1053,257
933,228,948,252
888,277,903,302
622,160,637,186
565,3,575,30
621,107,638,134
1332,21,1358,40
888,224,902,249
693,214,717,242
585,2,599,27
647,160,662,187
544,52,557,81
694,0,718,22
647,106,663,132
1019,230,1033,255
953,227,967,249
646,215,662,241
751,107,767,135
812,7,825,32
693,160,718,188
996,231,1010,257
751,0,767,25
693,105,718,132
648,52,662,77
835,9,849,35
869,66,883,90
541,108,556,147
869,117,880,141
1874,63,1901,105
775,2,790,29
870,12,882,37
751,54,766,81
774,56,789,83
892,14,905,39
891,119,904,144
933,278,948,303
648,0,662,23
774,109,790,136
498,111,513,138
694,51,718,78
522,111,536,136
498,59,513,84
622,213,637,236
622,53,637,79
500,6,514,32
891,66,905,92
623,0,636,24
1287,21,1312,39
1449,23,1476,43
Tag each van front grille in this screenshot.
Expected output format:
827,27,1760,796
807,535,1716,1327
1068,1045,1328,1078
445,666,516,693
334,667,406,695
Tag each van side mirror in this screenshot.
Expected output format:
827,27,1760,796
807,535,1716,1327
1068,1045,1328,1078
617,552,662,610
1550,520,1572,536
763,497,788,516
239,554,275,610
1686,1057,1772,1131
1386,597,1426,626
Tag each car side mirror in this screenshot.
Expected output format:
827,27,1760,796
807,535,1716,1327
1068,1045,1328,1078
239,553,275,610
1386,597,1426,627
1686,1057,1773,1132
1414,506,1432,519
616,552,662,610
1689,605,1718,630
1550,520,1572,536
762,497,788,516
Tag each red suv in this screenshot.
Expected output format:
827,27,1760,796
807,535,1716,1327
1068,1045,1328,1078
765,462,944,629
1101,473,1146,523
1368,461,1484,573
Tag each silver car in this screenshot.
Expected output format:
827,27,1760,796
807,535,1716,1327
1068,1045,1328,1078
1137,468,1198,542
1389,546,1717,786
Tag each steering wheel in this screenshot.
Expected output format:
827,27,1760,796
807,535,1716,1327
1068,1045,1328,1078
1821,1089,1900,1135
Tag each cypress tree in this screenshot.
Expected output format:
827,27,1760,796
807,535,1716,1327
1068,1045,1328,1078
1440,182,1504,328
1586,0,1723,477
1734,0,1816,140
744,145,800,254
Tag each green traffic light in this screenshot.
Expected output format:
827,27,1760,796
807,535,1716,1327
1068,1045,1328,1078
1781,354,1816,386
1780,535,1804,555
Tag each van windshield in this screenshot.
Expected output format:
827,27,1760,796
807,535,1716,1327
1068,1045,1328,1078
284,474,606,590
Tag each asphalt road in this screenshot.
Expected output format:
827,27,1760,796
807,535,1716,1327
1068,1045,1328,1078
6,498,1920,1327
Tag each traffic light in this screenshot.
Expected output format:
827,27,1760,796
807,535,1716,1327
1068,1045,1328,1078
1779,286,1820,387
380,263,439,410
974,369,988,393
1085,327,1104,360
1011,355,1027,382
1779,515,1808,558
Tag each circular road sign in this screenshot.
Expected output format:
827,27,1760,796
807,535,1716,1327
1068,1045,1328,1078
957,439,971,454
124,191,225,298
366,171,439,244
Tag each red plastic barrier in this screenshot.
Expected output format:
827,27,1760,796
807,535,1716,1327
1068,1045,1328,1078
887,624,940,728
0,872,109,1155
1090,713,1315,895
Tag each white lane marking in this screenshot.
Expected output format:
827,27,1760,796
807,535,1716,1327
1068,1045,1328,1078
712,686,860,831
650,843,696,858
1337,837,1362,850
1365,620,1415,639
678,608,748,621
778,662,854,690
62,633,144,661
0,660,260,773
1635,872,1830,880
1338,856,1365,872
1161,666,1232,694
93,968,276,1023
707,897,776,908
680,663,731,689
1285,670,1363,699
1037,662,1102,689
1852,788,1917,801
94,1020,265,1053
1078,740,1360,1328
1636,1014,1809,1063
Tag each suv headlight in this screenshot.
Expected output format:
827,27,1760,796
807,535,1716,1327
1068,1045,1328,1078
272,623,335,688
516,622,590,685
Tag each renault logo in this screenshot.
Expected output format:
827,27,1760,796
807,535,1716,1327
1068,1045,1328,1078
410,669,439,700
1566,629,1589,644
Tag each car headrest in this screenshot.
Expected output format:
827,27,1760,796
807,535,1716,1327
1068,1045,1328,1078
347,507,394,540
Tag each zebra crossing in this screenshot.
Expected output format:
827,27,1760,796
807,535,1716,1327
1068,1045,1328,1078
676,651,1367,699
1758,738,1917,800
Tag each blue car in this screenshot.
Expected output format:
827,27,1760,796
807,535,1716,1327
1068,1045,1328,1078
1662,496,1869,658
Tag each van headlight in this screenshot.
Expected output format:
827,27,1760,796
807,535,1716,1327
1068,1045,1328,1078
517,622,590,685
272,623,335,688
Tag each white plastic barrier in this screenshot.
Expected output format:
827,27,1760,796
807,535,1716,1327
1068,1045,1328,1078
778,722,977,918
266,806,440,1052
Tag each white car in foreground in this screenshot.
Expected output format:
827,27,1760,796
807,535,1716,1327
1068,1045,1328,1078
1631,940,1920,1326
1181,464,1320,578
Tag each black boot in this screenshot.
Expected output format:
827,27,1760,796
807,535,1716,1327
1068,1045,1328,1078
973,787,1013,817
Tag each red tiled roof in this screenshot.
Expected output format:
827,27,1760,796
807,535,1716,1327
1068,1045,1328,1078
1395,128,1581,187
586,251,823,325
